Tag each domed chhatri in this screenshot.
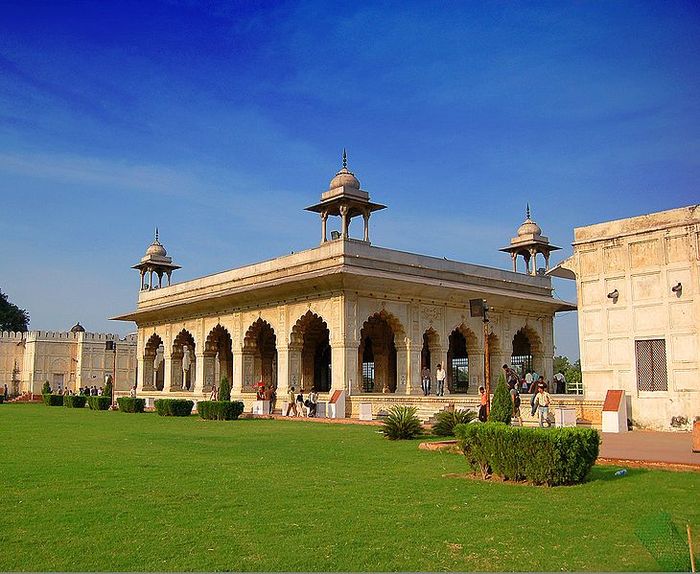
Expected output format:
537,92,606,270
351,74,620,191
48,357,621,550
131,228,181,291
70,322,86,333
500,204,560,276
305,150,386,244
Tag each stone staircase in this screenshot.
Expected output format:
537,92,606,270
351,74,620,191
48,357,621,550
7,392,42,403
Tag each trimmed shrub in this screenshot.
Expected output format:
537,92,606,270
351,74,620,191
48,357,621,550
219,376,231,402
43,393,63,406
41,381,51,394
488,375,512,424
103,379,113,401
454,422,600,486
87,396,111,411
154,398,194,417
63,395,87,408
198,400,244,421
381,405,423,440
432,409,477,437
117,397,146,413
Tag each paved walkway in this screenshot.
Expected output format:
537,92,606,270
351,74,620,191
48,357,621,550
599,430,700,468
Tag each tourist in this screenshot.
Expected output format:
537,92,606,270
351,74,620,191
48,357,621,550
478,386,488,422
97,387,103,396
209,383,218,401
421,365,431,396
533,383,552,427
309,388,318,417
435,363,446,397
256,380,265,401
509,380,522,426
295,388,306,417
269,386,277,414
554,371,566,394
286,387,297,417
3,384,8,401
524,370,533,392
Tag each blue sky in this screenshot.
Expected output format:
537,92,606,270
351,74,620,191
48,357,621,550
1,1,698,359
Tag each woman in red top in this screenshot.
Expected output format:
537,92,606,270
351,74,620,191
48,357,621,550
478,386,488,422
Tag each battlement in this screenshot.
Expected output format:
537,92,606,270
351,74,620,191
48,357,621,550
0,331,27,340
0,331,137,343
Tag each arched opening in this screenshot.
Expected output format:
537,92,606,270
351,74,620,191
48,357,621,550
358,312,402,393
143,333,165,390
171,330,196,391
421,328,440,372
447,326,479,394
511,327,542,378
243,319,277,392
204,325,233,391
291,312,331,393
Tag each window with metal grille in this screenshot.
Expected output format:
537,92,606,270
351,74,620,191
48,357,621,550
451,357,469,393
362,362,375,392
635,339,668,392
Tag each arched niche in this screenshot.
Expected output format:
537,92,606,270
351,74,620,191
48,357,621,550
171,329,196,391
143,333,165,390
290,311,331,393
243,319,277,391
357,311,405,393
204,325,233,391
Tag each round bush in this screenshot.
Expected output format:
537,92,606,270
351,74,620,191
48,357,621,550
432,409,476,436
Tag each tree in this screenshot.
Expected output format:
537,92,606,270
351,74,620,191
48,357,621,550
553,355,571,375
219,376,231,401
488,374,512,424
0,290,29,332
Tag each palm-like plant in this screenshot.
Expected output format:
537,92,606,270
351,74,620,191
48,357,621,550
381,405,424,440
432,409,477,436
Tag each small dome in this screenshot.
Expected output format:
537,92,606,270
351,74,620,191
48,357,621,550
70,322,85,333
146,240,167,257
329,166,360,190
517,218,542,237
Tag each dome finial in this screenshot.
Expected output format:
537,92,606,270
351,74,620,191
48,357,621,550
526,203,531,220
342,148,347,169
155,227,160,242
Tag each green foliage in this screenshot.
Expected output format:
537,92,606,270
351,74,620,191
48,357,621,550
431,409,477,437
63,395,87,408
87,396,111,411
116,397,146,413
635,511,693,572
219,376,231,401
553,355,571,374
42,393,63,406
454,422,600,486
381,405,423,440
198,400,244,420
0,289,29,332
103,379,113,401
41,381,51,394
154,398,194,417
488,377,512,424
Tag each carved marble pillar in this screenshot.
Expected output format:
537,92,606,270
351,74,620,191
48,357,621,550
193,352,205,394
363,210,370,243
407,340,422,396
276,346,290,397
231,348,244,395
395,343,409,395
339,205,349,239
136,355,147,392
162,347,172,392
321,211,328,243
331,343,357,394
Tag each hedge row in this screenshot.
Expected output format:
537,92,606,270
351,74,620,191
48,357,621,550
43,394,64,406
117,397,146,413
63,395,87,408
198,400,244,420
454,422,599,486
87,396,111,411
154,399,194,417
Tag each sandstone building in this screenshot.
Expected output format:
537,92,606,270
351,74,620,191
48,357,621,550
550,205,699,430
114,156,578,418
0,323,137,396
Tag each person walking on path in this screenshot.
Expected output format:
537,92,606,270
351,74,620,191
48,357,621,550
509,380,523,426
534,383,552,427
421,366,431,396
286,387,297,417
435,364,447,397
295,388,306,417
269,386,277,414
478,386,488,422
308,388,318,417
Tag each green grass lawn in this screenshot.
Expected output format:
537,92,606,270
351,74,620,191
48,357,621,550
0,404,697,572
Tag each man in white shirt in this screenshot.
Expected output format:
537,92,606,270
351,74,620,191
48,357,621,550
435,364,447,397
